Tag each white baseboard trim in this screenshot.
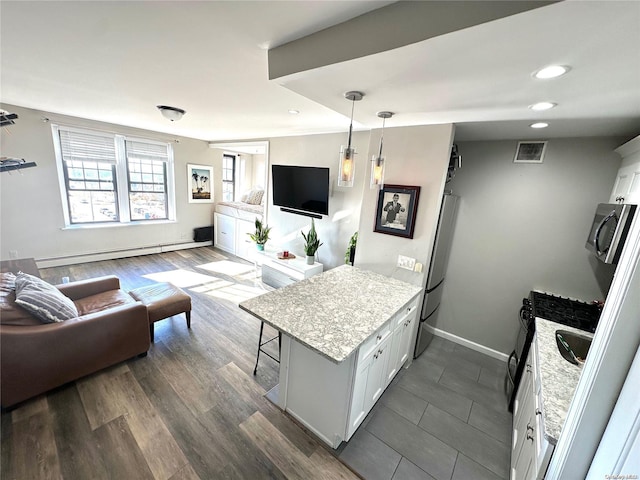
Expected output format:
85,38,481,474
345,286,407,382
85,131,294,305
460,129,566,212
36,241,213,268
425,324,509,362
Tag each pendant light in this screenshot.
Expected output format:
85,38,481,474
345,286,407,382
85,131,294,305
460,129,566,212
337,91,364,187
371,111,393,189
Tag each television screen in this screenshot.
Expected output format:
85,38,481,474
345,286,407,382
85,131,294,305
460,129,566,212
272,165,329,216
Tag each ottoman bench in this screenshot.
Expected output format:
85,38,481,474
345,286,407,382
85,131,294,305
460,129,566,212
129,283,191,341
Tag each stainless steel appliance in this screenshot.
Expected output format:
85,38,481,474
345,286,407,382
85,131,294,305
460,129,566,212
507,291,601,412
585,203,637,264
414,193,458,358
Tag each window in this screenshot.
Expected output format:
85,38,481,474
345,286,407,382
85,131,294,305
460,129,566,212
222,154,235,201
53,126,174,226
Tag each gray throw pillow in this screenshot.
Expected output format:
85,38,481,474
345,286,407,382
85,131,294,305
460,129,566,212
14,273,78,323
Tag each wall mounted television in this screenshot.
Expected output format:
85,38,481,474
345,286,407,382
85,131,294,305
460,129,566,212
272,165,329,218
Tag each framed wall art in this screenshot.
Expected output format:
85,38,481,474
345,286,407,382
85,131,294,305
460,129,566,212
374,184,421,239
188,164,213,203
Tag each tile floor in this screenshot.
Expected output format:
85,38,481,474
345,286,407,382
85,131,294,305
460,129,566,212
337,336,512,480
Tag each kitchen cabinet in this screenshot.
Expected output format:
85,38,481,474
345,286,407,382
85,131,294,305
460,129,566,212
385,303,417,384
239,266,422,448
259,253,323,289
511,334,553,480
610,135,640,205
214,212,256,261
214,212,236,253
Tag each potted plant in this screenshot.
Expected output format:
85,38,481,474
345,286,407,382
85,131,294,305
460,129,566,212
248,218,271,251
301,218,323,264
344,231,358,265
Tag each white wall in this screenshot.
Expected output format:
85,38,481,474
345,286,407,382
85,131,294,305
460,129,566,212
439,137,624,354
0,104,216,263
355,124,455,288
266,131,369,269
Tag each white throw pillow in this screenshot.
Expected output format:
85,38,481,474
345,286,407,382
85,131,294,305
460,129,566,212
14,273,78,323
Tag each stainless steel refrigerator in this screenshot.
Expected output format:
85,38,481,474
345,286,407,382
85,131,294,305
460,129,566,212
414,193,459,358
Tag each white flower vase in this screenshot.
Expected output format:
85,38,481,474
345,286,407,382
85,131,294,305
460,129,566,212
306,255,314,265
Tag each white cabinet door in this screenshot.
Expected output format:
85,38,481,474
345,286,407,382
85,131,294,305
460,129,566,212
364,333,391,411
235,219,255,261
385,325,403,385
611,136,640,204
214,213,236,253
610,161,640,204
347,356,372,438
397,306,417,367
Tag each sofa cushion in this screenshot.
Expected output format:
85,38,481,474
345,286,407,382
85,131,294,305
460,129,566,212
14,273,78,323
74,289,137,317
1,272,16,293
0,272,41,326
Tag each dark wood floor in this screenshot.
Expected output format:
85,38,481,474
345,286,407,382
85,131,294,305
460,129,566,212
1,247,359,480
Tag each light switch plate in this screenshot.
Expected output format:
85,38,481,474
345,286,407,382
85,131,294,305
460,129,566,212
397,255,416,270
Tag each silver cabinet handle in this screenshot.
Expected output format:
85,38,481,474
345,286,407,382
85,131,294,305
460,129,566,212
376,334,382,341
535,408,542,416
526,364,532,373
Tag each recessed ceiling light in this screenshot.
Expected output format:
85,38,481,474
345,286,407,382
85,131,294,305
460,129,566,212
530,122,549,129
288,109,300,115
529,102,556,111
534,65,570,79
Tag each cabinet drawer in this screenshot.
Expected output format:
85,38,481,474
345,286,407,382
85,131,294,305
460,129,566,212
358,322,391,367
394,302,418,329
262,264,299,289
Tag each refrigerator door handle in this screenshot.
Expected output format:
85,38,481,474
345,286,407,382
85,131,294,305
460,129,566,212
425,278,444,294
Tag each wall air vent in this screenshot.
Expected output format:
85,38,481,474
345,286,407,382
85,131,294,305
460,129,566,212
514,141,547,163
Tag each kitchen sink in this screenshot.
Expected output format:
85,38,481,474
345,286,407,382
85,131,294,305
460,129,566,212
555,330,592,365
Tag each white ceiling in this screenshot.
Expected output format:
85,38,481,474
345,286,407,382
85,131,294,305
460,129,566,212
2,1,639,143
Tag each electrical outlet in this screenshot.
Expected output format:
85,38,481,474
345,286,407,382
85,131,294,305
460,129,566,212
397,255,416,271
9,250,18,259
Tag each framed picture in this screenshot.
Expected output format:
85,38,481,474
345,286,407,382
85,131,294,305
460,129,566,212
374,184,421,239
187,164,213,203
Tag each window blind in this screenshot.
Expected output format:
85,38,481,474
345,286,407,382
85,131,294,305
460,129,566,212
125,140,169,162
58,130,117,164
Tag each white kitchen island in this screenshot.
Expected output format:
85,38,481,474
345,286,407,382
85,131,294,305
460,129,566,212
239,265,422,448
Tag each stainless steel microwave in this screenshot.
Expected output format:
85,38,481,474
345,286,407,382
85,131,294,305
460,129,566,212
585,203,637,264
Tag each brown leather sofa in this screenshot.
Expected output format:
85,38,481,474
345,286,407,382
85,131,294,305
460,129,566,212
1,275,150,408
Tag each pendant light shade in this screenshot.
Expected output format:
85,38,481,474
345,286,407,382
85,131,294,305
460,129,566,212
337,91,364,187
371,111,393,188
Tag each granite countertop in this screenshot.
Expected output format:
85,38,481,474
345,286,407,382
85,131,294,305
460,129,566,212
239,265,422,364
535,318,594,444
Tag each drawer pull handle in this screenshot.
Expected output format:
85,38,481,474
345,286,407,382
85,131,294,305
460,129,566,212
378,349,383,356
535,408,542,416
526,423,534,441
374,353,379,359
376,334,382,341
526,364,532,373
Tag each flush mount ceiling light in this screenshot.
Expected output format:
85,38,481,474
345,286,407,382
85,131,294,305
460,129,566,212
157,105,186,121
337,91,364,187
371,111,393,189
530,122,549,129
533,65,570,79
529,102,557,111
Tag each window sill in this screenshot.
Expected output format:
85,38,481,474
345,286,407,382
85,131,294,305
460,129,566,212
61,219,177,230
